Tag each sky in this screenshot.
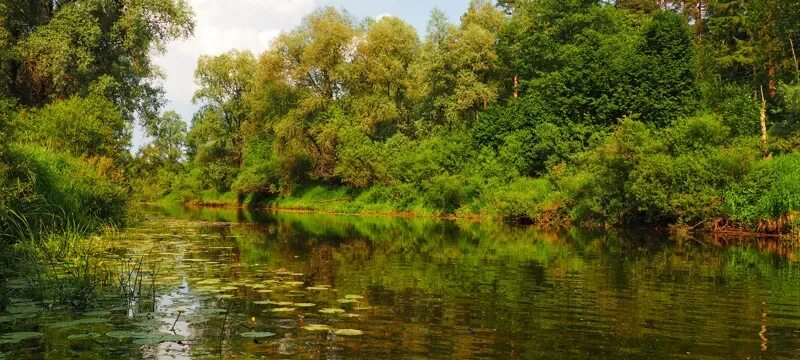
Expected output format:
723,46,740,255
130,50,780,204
133,0,470,150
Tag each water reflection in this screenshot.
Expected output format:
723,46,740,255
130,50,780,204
2,204,799,359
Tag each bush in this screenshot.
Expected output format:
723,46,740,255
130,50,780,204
485,177,565,223
0,144,127,242
14,96,129,161
723,154,800,225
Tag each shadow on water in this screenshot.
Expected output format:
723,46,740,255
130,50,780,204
1,203,799,359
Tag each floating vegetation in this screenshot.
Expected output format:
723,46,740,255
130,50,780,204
354,306,374,311
240,332,275,338
302,324,332,331
319,308,345,314
82,310,112,317
0,332,45,344
337,298,358,304
294,303,316,308
6,305,40,314
132,333,185,345
306,286,329,291
67,333,102,341
270,307,296,313
197,279,221,285
47,317,105,328
334,329,363,336
345,295,364,300
106,331,148,339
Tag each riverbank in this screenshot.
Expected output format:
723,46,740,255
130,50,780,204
159,184,800,239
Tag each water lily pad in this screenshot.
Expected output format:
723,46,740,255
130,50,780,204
6,305,40,314
82,310,113,317
344,295,364,300
319,308,345,314
0,332,44,344
294,303,316,308
106,331,149,339
200,308,228,314
306,286,329,291
283,281,304,286
334,329,363,336
215,294,234,299
337,299,358,304
240,332,275,338
354,306,374,311
197,279,221,285
271,307,296,313
132,333,184,345
68,333,101,341
48,318,105,328
302,324,332,331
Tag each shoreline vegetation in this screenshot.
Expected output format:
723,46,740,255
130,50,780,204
158,188,798,239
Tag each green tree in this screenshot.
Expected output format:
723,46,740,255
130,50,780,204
349,16,420,137
3,0,194,120
193,50,256,167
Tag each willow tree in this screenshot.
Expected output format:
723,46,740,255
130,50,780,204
349,16,420,137
193,50,256,167
264,7,358,180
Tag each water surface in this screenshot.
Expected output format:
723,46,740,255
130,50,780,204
2,205,799,359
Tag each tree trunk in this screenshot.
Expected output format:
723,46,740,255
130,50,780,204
768,58,777,98
760,87,769,159
513,74,519,98
694,0,703,44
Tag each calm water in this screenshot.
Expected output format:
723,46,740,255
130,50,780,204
2,205,800,359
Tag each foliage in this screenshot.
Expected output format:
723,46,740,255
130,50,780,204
0,143,127,242
14,96,130,162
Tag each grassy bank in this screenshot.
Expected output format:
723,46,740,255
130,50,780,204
0,143,127,243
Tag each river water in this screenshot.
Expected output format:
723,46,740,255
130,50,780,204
1,205,799,359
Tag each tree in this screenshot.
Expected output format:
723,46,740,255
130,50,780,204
349,16,420,136
411,3,505,126
193,50,256,167
142,110,187,167
702,0,800,95
3,0,194,121
261,8,358,180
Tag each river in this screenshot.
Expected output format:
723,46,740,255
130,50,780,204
1,205,799,359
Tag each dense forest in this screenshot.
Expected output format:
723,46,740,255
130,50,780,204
3,0,800,242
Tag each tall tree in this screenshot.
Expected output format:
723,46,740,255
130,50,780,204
193,50,256,167
349,16,420,136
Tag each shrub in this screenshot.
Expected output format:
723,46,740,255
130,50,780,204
0,144,127,242
14,96,129,161
486,177,565,223
723,154,800,225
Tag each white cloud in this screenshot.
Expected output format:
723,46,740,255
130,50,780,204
149,0,316,128
375,13,393,20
